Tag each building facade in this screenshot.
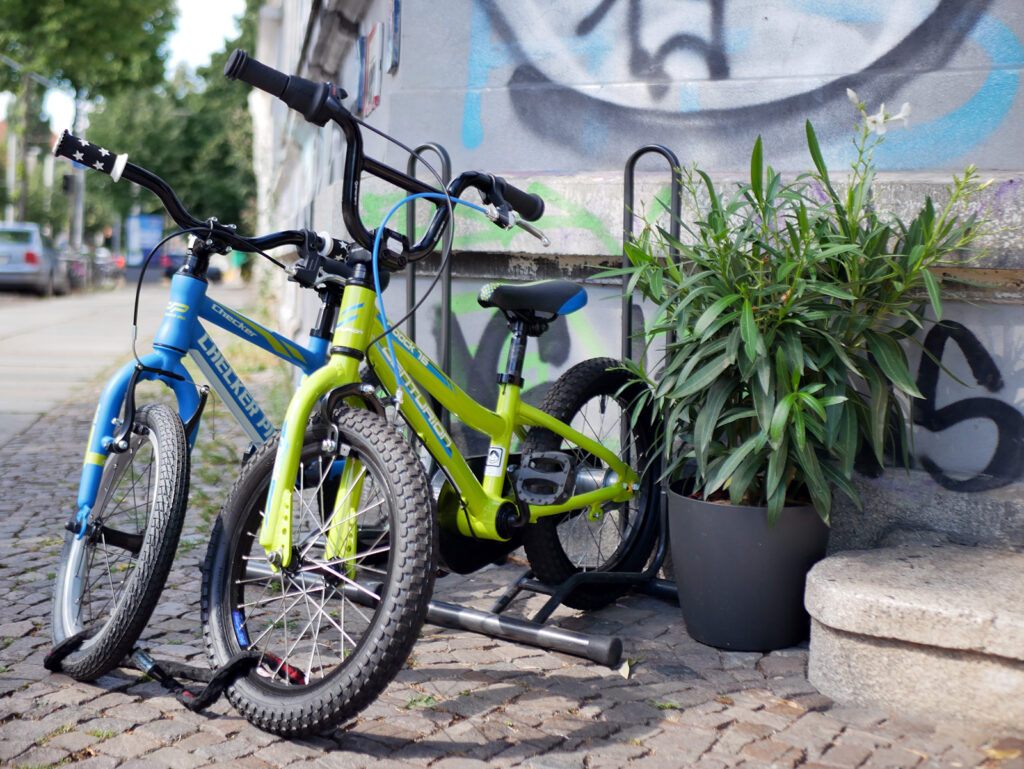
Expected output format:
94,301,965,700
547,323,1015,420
250,0,1024,546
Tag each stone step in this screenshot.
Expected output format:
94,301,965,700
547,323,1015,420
805,544,1024,730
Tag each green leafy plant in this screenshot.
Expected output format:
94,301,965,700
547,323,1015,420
612,93,991,523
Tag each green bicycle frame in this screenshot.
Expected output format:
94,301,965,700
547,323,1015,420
261,281,639,568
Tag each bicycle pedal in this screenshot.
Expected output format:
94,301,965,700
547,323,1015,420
514,451,574,506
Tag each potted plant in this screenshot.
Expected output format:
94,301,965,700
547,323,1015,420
612,93,991,651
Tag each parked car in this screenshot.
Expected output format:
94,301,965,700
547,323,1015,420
0,223,70,296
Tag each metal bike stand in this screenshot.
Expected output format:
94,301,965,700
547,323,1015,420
488,501,678,624
395,142,628,667
422,598,623,667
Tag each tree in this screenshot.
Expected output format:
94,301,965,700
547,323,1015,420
0,0,175,236
84,1,259,242
0,0,176,109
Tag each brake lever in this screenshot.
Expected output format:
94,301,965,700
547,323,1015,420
483,202,550,247
514,217,551,247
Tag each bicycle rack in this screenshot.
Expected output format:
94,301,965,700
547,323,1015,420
397,146,684,669
621,144,682,362
404,143,453,431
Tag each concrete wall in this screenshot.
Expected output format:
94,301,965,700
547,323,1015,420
391,0,1024,174
251,0,1024,543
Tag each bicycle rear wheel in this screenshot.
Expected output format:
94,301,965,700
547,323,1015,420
51,404,190,680
522,358,659,609
202,408,436,737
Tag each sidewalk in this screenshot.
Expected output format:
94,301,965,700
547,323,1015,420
0,348,1022,768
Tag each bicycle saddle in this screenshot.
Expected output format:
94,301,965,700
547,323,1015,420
477,280,587,316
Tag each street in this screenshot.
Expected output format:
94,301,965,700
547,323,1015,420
0,285,1020,768
0,285,171,448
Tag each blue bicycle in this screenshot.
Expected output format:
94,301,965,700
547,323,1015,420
49,130,356,680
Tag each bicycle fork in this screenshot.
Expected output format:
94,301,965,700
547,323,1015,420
72,350,200,537
260,282,375,569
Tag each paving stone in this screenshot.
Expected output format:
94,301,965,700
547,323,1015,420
583,741,648,769
142,746,209,769
253,739,324,765
78,715,138,736
48,729,103,753
10,745,68,768
740,738,806,766
136,715,205,743
430,757,494,769
715,721,775,753
523,751,588,769
104,701,165,725
95,731,164,759
860,746,928,768
172,730,227,752
314,749,376,769
193,735,260,761
819,742,873,768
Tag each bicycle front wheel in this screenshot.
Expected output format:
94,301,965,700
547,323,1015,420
522,357,659,610
202,408,436,737
51,404,190,680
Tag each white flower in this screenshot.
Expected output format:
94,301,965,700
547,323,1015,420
891,102,912,128
865,103,887,135
847,88,860,107
863,101,913,134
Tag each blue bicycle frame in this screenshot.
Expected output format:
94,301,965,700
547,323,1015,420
74,269,332,531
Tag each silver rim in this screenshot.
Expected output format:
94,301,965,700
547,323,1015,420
556,393,639,571
231,451,392,687
57,430,156,649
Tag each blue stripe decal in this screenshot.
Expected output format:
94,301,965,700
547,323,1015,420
338,304,365,326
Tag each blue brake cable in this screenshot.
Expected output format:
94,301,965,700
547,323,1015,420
369,192,487,402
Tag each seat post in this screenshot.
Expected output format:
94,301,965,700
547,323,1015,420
499,320,529,387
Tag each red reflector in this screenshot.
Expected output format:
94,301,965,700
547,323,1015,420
261,652,307,685
25,251,38,265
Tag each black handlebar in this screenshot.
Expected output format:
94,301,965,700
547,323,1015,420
224,49,545,267
52,128,343,263
494,177,544,222
224,49,346,126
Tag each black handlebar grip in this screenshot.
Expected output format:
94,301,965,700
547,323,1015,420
52,130,129,182
224,49,288,98
494,176,545,222
224,49,335,125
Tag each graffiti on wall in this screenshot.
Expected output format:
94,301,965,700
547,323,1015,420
914,320,1024,492
465,0,1022,170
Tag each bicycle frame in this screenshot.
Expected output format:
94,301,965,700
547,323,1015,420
261,280,640,567
74,269,332,532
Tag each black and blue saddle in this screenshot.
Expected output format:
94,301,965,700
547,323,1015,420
477,280,587,335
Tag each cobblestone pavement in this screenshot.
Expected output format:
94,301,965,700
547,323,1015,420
2,390,1023,769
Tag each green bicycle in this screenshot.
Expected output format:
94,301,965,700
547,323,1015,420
201,51,659,737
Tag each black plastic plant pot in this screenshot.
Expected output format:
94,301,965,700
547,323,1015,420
668,484,829,652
